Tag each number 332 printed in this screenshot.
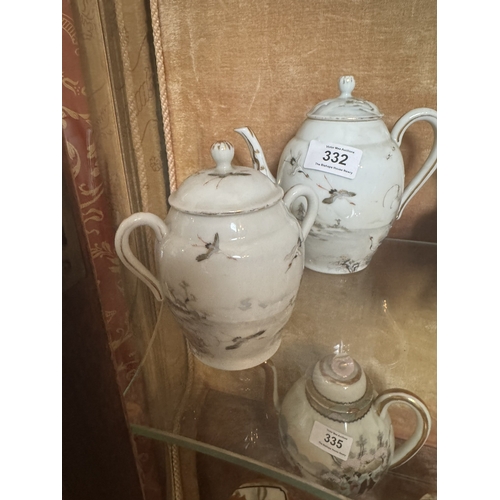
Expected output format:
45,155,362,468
322,150,349,166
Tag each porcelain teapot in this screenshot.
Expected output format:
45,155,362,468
274,351,431,497
114,134,319,371
275,75,437,274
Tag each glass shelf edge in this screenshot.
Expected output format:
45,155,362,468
384,237,436,247
130,423,350,500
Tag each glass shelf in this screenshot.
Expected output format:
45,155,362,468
124,238,437,500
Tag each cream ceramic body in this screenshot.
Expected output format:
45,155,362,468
277,353,431,497
276,76,437,274
115,138,319,371
156,202,308,369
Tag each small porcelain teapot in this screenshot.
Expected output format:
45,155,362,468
115,134,319,371
275,351,431,497
275,75,437,274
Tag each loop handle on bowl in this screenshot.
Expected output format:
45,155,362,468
283,184,319,239
114,212,168,301
374,388,432,469
390,108,437,219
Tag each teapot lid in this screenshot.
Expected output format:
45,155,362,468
307,76,383,121
305,350,374,422
168,141,283,215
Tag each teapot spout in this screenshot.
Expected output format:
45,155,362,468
235,126,276,183
260,359,281,417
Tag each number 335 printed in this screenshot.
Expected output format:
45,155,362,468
309,420,353,460
324,433,344,449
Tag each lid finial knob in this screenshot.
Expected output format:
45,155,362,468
211,141,235,173
338,75,355,98
331,354,356,379
311,349,367,403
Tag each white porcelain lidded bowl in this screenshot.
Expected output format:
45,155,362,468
276,75,437,274
278,351,431,496
115,138,319,371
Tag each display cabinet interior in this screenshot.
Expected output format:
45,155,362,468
124,239,436,500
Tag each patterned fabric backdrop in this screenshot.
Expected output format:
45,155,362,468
63,0,166,497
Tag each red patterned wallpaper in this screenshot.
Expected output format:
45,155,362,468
62,1,162,498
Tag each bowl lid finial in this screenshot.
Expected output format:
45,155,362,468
168,140,283,215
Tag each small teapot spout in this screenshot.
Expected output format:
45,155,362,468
234,126,276,183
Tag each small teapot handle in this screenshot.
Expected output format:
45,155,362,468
390,108,437,219
283,184,319,239
114,212,168,301
374,389,432,469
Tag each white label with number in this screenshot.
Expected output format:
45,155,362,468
309,420,353,461
303,140,362,179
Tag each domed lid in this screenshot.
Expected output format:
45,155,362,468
307,75,383,121
305,347,374,422
168,141,284,215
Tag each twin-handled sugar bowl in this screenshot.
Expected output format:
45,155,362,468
277,351,431,497
115,135,319,371
275,75,437,274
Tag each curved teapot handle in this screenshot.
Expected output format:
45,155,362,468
283,184,319,239
114,212,168,302
374,389,432,469
390,108,437,219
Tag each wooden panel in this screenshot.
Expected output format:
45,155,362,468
62,152,145,500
